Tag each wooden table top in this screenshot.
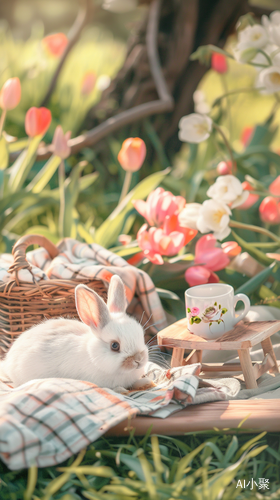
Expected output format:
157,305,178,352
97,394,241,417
158,318,280,350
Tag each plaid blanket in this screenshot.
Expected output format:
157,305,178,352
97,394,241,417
0,363,240,470
0,238,167,333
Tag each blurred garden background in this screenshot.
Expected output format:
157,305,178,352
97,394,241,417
2,0,280,497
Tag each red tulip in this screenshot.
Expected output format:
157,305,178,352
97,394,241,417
221,241,241,258
238,181,259,210
211,53,228,74
81,72,96,96
25,107,52,137
216,160,232,176
163,213,197,246
133,187,186,227
240,126,254,147
259,196,280,224
0,77,21,110
269,175,280,196
42,33,68,57
185,266,219,287
118,137,146,172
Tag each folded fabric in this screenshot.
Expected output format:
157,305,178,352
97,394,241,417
0,362,240,470
0,238,167,333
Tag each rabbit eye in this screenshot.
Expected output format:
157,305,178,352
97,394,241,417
111,341,120,352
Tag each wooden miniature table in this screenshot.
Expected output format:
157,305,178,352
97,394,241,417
158,319,280,389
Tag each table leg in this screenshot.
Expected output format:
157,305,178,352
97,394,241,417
238,349,258,389
171,348,184,368
261,338,279,373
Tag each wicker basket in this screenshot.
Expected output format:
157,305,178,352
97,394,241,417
0,234,107,353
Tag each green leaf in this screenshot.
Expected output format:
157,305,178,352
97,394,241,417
8,138,29,152
79,172,99,191
235,262,277,295
25,226,59,243
237,145,280,167
0,136,9,170
27,155,61,193
8,136,41,192
94,168,170,248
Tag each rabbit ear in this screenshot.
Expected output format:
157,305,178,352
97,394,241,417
107,275,127,314
75,285,110,331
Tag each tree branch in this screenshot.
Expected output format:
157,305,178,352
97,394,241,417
40,0,91,107
26,0,174,161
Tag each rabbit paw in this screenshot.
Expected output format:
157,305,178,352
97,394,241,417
113,386,130,395
131,377,156,391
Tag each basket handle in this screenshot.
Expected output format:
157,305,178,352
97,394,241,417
8,234,59,274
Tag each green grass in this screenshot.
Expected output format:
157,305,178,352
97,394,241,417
1,429,280,499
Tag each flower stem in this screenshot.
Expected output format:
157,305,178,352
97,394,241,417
0,110,7,137
212,87,265,108
58,159,65,238
257,49,273,66
220,74,232,140
119,171,132,204
229,219,280,243
212,122,236,173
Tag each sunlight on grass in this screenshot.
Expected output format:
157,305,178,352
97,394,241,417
0,25,126,136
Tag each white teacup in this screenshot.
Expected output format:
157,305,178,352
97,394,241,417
185,283,250,340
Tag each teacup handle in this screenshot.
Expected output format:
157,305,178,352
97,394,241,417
233,293,251,325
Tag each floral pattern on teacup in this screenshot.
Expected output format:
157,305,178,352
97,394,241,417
187,301,228,329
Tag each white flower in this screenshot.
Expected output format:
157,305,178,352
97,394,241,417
195,102,211,115
238,25,268,50
259,65,280,92
102,0,137,12
178,203,202,230
197,199,232,241
179,114,212,144
250,44,280,69
262,11,280,46
207,175,249,209
96,74,111,91
193,90,205,104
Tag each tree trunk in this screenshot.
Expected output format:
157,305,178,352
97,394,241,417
85,0,252,157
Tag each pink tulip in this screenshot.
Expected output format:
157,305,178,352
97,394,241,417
240,126,254,147
0,77,21,110
259,196,280,224
194,234,230,272
137,223,187,265
52,125,71,159
133,187,186,227
221,241,241,258
81,72,96,96
216,160,232,176
118,137,146,172
185,266,219,287
42,33,68,57
238,181,259,210
211,53,228,74
25,107,52,137
269,175,280,196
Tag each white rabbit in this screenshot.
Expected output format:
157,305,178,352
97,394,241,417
0,275,151,392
